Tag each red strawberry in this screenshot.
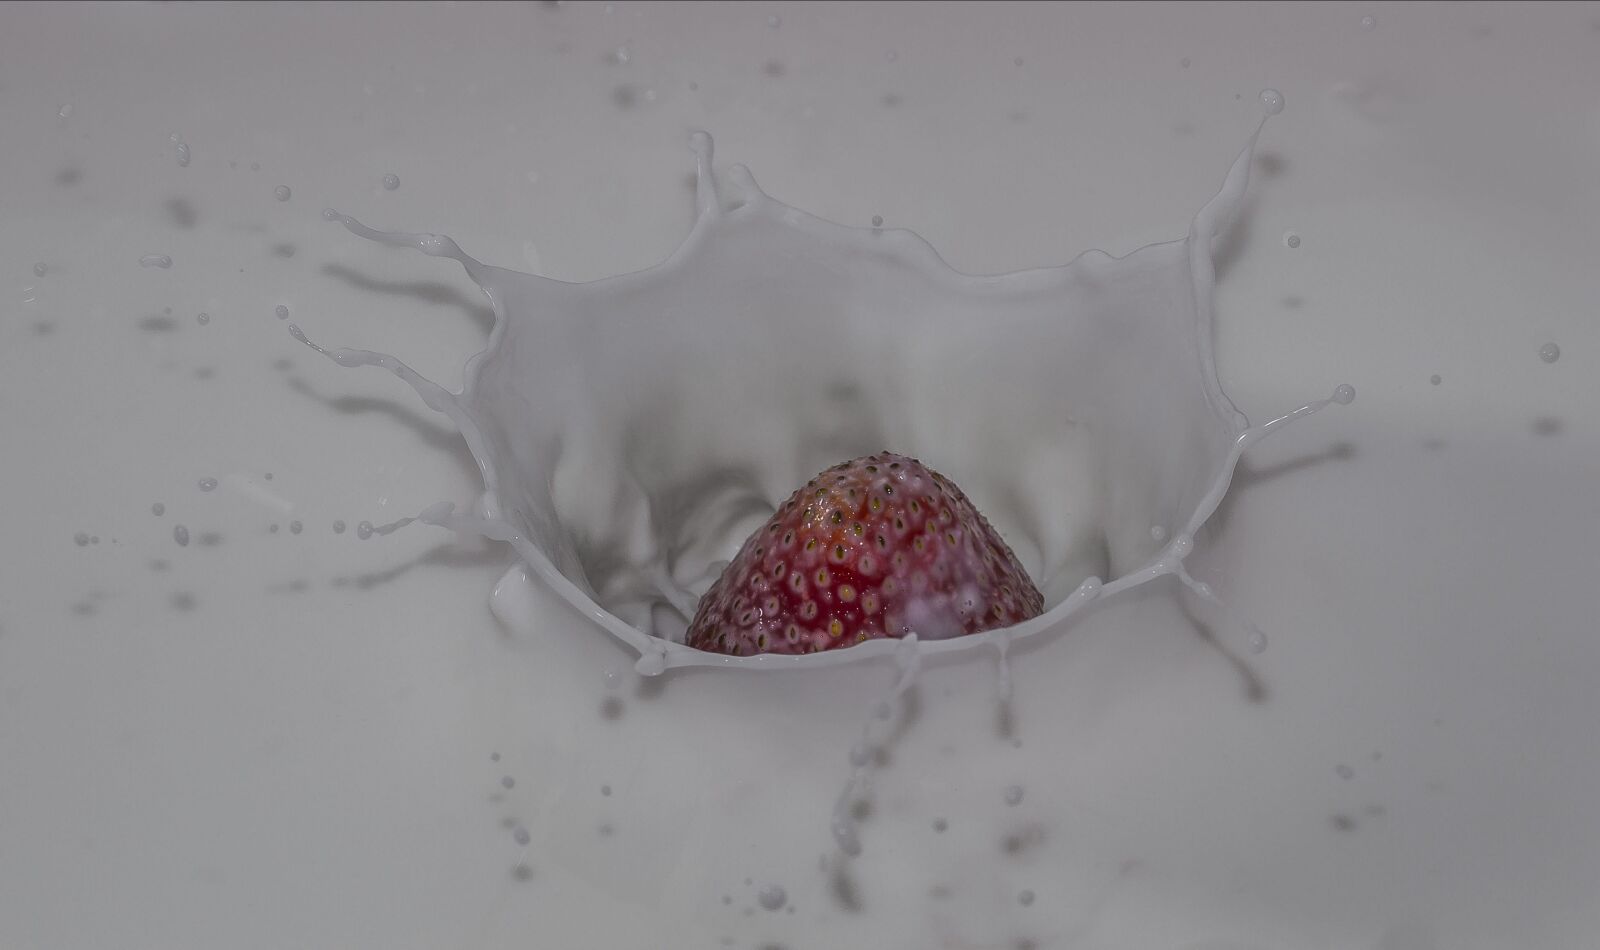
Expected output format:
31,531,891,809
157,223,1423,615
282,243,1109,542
686,453,1043,656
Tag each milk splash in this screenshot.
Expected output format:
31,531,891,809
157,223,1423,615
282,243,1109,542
292,100,1348,678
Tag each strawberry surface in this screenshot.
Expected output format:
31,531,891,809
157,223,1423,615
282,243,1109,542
686,453,1044,656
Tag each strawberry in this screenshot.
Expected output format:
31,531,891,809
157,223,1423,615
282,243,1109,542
686,453,1043,656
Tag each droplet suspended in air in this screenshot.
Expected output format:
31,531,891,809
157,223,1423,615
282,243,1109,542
381,173,401,191
32,262,48,277
1259,88,1285,115
1283,230,1301,248
757,884,787,911
198,477,217,492
139,255,173,269
275,305,289,320
196,312,210,326
175,142,191,167
274,185,292,202
1539,342,1561,364
1360,14,1377,31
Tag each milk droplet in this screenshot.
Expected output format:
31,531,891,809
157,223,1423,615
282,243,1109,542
196,312,210,326
175,142,191,167
1539,342,1561,363
1150,525,1168,542
757,884,787,911
1430,374,1442,386
74,532,90,547
1247,627,1268,654
1181,57,1192,68
767,14,781,28
173,524,191,546
1018,889,1036,906
274,185,292,202
332,520,346,534
1360,14,1377,31
1336,763,1355,780
1284,231,1301,248
275,305,289,320
500,775,515,789
513,826,531,846
932,817,948,832
57,103,73,119
139,255,173,269
1259,88,1285,115
381,173,401,191
1004,785,1025,806
151,502,165,516
1333,383,1356,405
198,477,217,492
289,520,302,534
600,784,612,797
32,262,48,277
871,215,884,228
356,520,374,540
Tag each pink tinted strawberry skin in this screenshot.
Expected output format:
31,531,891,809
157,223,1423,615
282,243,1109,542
686,453,1043,656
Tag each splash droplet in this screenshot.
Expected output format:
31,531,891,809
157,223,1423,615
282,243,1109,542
196,312,210,326
757,884,787,911
332,520,346,534
871,215,884,228
139,255,173,269
1539,342,1561,363
1430,374,1442,386
513,826,531,846
1003,784,1025,806
1247,627,1268,654
1284,231,1301,248
74,532,90,547
32,262,48,277
1360,14,1377,31
500,775,515,789
356,520,374,540
767,14,781,28
1018,889,1036,907
198,477,217,492
1336,763,1355,780
275,305,289,320
1259,88,1285,115
289,520,302,534
175,142,191,167
173,524,191,547
1333,383,1356,405
381,173,401,191
151,502,165,517
274,184,292,202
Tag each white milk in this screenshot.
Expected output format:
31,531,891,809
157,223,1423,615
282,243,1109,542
1,4,1597,950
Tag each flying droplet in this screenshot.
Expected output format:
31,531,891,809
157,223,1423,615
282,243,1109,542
1150,525,1168,542
57,103,73,119
196,312,210,326
767,14,781,28
139,255,173,269
274,185,292,202
175,142,191,167
513,826,531,846
871,215,883,228
198,477,217,492
33,262,48,277
74,532,90,547
1259,88,1285,115
332,520,346,534
1430,374,1442,386
1247,627,1268,654
356,520,374,540
1003,785,1025,806
1335,763,1355,780
151,502,166,517
173,524,191,547
289,521,302,534
381,173,401,191
275,305,289,320
501,775,516,789
1284,231,1301,248
1333,383,1356,405
1539,342,1560,364
1018,889,1035,907
757,884,788,911
1360,14,1377,31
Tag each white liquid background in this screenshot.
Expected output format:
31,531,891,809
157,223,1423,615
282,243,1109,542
1,3,1597,949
